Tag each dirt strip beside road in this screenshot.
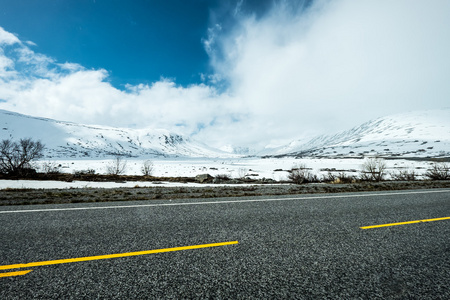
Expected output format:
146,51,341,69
1,180,450,206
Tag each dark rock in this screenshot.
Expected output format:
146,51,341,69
195,174,213,183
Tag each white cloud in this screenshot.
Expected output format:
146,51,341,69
0,52,16,78
0,35,243,141
1,0,450,152
0,66,239,136
0,27,20,45
24,40,37,47
203,0,450,148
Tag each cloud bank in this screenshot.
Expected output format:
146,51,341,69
1,0,450,151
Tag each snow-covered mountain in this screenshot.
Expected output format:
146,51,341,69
0,110,231,158
2,109,449,160
265,109,450,158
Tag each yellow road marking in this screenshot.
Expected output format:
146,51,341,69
0,270,33,277
361,216,450,229
0,241,238,271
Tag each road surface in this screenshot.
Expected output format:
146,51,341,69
1,189,449,298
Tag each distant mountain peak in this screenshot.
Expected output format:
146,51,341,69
265,109,450,159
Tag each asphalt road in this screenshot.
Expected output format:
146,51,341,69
1,189,449,299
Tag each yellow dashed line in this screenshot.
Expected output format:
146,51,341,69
0,241,239,276
0,270,33,277
361,217,450,229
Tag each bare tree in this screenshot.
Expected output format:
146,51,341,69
141,160,154,176
425,162,450,180
105,156,127,175
360,157,387,181
0,138,44,176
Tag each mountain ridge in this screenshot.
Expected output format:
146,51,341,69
265,109,450,159
0,109,232,158
2,109,449,159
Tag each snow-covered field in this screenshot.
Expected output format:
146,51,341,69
1,109,447,190
0,157,434,189
42,157,432,178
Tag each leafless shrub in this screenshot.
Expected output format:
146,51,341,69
141,160,154,176
237,168,247,179
288,164,318,184
323,172,355,184
73,169,96,176
41,161,62,174
215,174,231,181
105,156,127,175
424,162,450,180
390,169,417,181
0,138,44,176
322,171,337,182
360,158,387,181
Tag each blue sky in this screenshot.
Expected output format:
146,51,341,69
0,0,281,88
1,0,449,151
1,0,216,87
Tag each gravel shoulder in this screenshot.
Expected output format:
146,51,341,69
1,180,450,206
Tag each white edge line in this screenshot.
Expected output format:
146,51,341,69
1,189,450,214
